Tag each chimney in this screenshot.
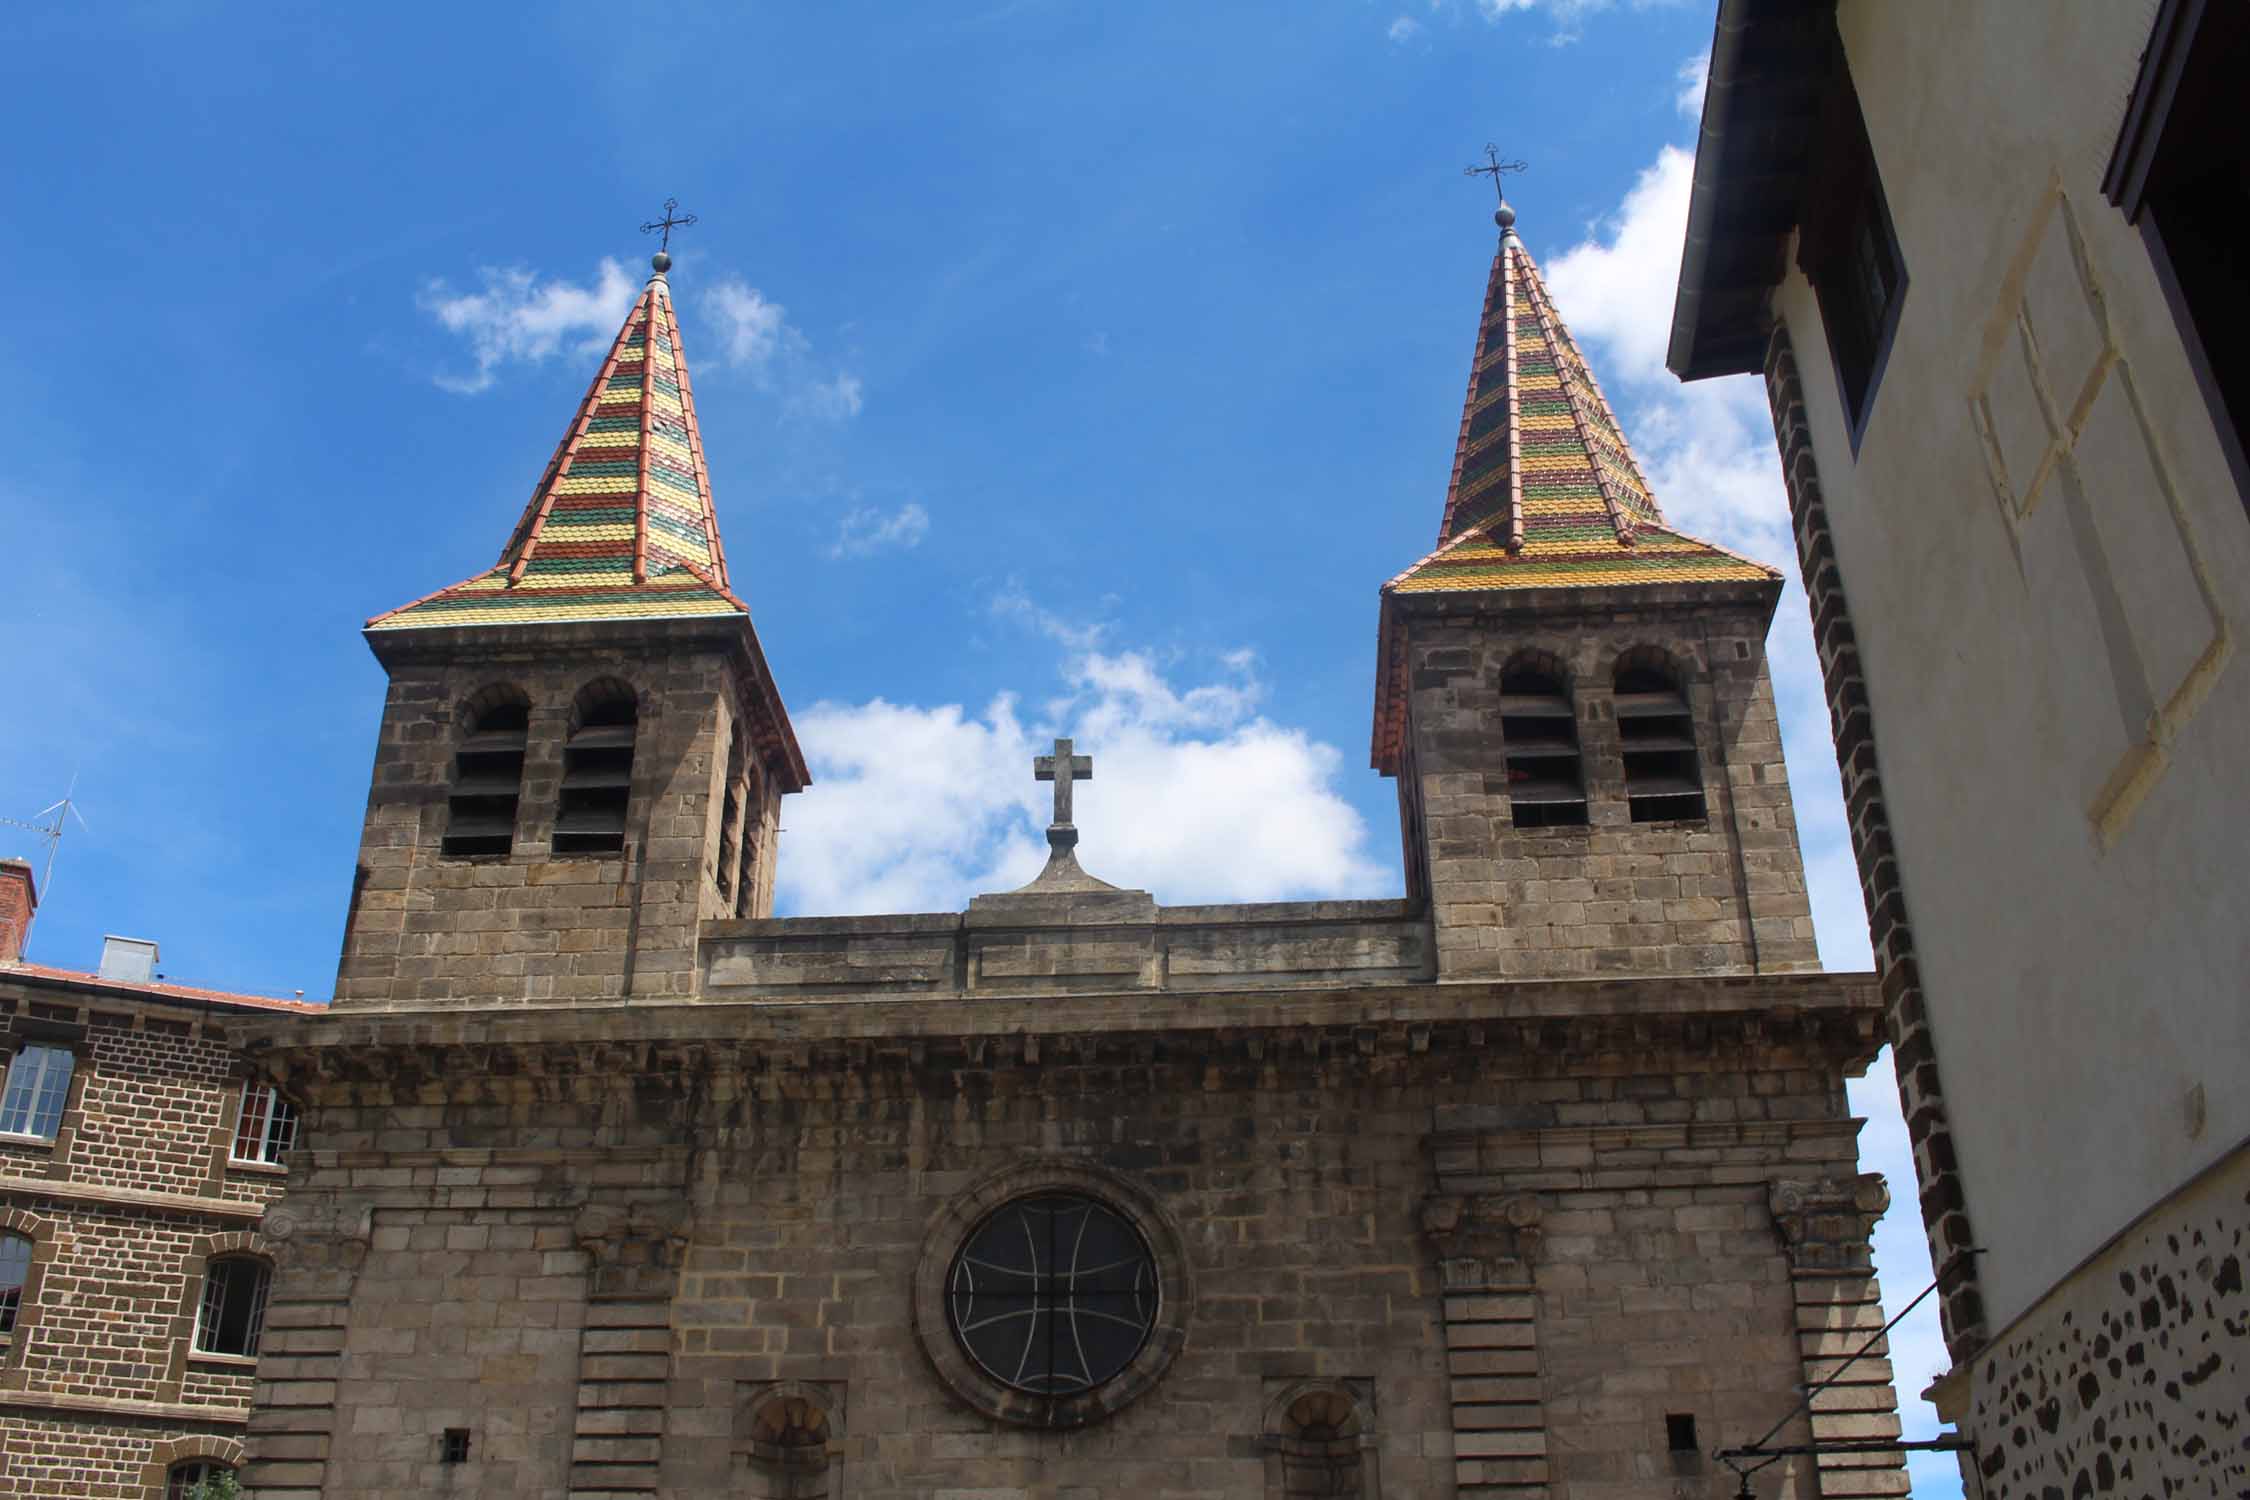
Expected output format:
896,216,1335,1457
0,860,34,963
98,935,159,984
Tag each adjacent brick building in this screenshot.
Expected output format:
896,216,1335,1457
229,222,1909,1499
0,858,321,1496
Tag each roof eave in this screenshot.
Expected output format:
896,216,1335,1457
1666,0,1836,383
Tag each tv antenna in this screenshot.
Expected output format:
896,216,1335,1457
1,774,92,899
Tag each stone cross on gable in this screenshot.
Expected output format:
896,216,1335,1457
1033,739,1093,828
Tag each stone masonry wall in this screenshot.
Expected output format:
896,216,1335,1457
1404,595,1820,981
338,628,789,1010
248,999,1896,1500
0,977,293,1495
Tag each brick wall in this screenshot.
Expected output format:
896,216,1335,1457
0,977,292,1496
1401,595,1821,980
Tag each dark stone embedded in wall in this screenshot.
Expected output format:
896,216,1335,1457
1967,1174,2248,1500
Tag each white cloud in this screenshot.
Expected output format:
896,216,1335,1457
1542,145,1693,386
775,618,1390,918
826,501,930,559
418,258,639,395
1470,0,1682,45
799,372,865,421
1387,14,1425,43
409,258,862,421
703,278,791,369
1548,131,1964,1498
988,582,1109,652
1676,48,1710,120
700,277,864,422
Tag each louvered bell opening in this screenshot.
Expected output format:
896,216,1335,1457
1616,669,1707,823
1499,669,1587,829
715,726,744,901
442,703,528,857
555,700,636,855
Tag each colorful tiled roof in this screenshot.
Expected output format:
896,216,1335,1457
370,266,745,631
1402,220,1772,594
1371,210,1780,772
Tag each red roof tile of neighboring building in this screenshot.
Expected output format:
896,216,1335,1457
1,961,327,1013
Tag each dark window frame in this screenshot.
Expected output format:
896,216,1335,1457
194,1256,271,1358
0,1230,30,1335
1796,24,1908,456
2103,0,2250,518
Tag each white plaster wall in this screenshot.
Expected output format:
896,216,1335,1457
1773,0,2250,1332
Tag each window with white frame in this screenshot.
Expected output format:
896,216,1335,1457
0,1231,30,1334
195,1257,270,1358
231,1081,298,1165
0,1043,75,1139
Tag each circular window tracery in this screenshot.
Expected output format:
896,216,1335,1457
914,1159,1192,1429
946,1193,1158,1395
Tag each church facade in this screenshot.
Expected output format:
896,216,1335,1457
235,215,1907,1499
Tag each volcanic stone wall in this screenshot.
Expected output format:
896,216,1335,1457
244,987,1900,1500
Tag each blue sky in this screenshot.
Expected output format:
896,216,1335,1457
0,3,1960,1492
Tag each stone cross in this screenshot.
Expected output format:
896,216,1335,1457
1033,738,1093,827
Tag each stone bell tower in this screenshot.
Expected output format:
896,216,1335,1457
335,248,808,1009
1372,197,1820,981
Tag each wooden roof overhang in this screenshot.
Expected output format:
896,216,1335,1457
1666,0,1839,383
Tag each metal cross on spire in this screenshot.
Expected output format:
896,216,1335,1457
1463,144,1528,208
640,198,699,254
1033,738,1093,828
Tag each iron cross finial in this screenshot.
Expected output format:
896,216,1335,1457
640,198,699,254
1463,145,1528,207
1033,738,1094,828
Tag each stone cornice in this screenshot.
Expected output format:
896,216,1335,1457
232,967,1881,1083
0,1172,265,1224
0,1385,248,1426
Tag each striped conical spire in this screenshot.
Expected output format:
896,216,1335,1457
1408,211,1765,586
370,261,744,630
1371,207,1780,772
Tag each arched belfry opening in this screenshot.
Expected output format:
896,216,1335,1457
441,685,530,857
1614,649,1708,824
556,680,639,856
1498,651,1586,828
